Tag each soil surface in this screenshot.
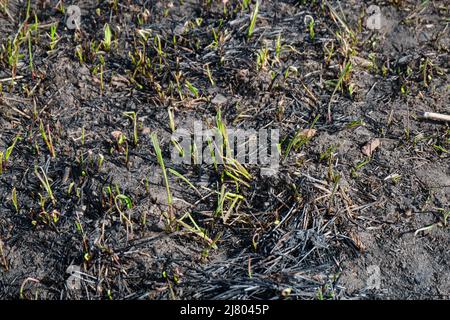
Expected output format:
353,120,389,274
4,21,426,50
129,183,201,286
0,0,448,299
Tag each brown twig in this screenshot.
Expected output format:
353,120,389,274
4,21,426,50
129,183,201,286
421,112,450,123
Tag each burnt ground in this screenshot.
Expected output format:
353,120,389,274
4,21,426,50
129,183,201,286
0,0,448,300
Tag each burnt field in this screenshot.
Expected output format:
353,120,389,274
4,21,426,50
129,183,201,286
0,0,448,300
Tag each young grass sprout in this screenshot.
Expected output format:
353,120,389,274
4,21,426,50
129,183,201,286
1,135,21,175
49,23,58,51
327,61,352,122
35,166,56,206
205,64,215,86
247,1,260,39
102,23,112,51
256,46,269,71
305,15,315,41
169,168,202,197
185,80,199,98
177,212,217,249
123,111,139,146
216,186,244,224
285,115,319,158
12,187,18,212
39,120,56,158
151,133,174,227
114,194,133,225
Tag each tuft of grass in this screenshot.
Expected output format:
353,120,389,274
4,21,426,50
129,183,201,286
241,0,251,11
440,209,449,227
152,133,177,229
285,115,319,158
222,157,252,188
167,108,185,158
185,80,199,98
205,64,215,86
12,187,18,212
123,111,139,146
327,61,352,122
215,111,252,188
177,212,218,249
48,23,58,51
114,194,133,225
275,33,282,60
97,153,104,170
216,185,244,224
75,45,83,63
28,30,34,76
35,166,56,206
351,158,370,178
256,46,269,71
345,119,365,129
305,15,315,40
0,135,21,175
102,23,112,51
433,144,448,155
247,0,260,39
5,134,21,163
154,34,164,67
169,168,202,197
284,65,298,79
39,120,56,158
97,55,105,93
151,133,173,217
320,145,337,162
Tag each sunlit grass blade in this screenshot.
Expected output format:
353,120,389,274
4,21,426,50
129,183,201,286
247,0,260,39
151,133,172,206
168,168,202,197
34,166,56,206
39,120,56,158
177,212,218,249
5,135,21,162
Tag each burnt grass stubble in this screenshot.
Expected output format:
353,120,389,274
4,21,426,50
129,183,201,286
0,0,448,300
